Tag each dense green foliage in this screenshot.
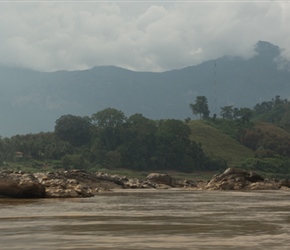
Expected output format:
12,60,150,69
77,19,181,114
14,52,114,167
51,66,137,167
205,95,290,175
252,96,290,128
0,108,213,172
55,115,92,147
2,95,290,175
240,157,290,177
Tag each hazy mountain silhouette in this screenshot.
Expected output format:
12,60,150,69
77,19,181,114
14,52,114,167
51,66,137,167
0,41,289,137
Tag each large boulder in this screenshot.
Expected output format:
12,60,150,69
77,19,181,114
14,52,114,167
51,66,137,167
206,168,266,190
146,173,176,187
279,179,290,188
0,170,45,198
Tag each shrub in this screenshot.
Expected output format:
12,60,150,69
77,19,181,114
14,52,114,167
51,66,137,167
61,154,86,170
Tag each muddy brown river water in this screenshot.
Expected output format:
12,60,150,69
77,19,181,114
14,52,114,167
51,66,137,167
0,190,290,250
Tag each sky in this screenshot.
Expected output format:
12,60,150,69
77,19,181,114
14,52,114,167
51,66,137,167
0,0,290,72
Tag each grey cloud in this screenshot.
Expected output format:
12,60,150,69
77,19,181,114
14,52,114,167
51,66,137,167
0,2,289,72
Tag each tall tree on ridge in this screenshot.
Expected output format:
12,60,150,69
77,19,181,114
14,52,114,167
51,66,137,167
189,96,210,120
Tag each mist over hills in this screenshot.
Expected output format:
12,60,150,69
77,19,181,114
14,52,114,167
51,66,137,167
0,41,290,137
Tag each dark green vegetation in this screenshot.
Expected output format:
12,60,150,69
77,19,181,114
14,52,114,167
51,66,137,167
205,95,290,178
1,95,290,178
0,108,212,174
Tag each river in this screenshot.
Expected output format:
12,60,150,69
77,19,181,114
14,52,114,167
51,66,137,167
0,190,290,250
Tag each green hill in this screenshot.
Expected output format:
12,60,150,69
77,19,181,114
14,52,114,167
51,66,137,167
253,102,290,128
188,120,254,166
188,118,290,176
254,121,290,138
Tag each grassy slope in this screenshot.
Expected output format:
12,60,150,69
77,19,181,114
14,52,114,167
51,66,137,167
188,120,255,166
254,121,290,138
252,102,290,128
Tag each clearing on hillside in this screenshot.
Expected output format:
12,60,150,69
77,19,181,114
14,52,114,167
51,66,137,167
188,120,254,166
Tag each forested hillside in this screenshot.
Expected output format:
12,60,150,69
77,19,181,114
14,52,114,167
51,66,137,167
0,108,215,173
2,95,290,177
206,95,290,176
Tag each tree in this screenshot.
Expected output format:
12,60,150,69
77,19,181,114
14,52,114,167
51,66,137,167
120,114,157,170
233,107,240,120
238,108,253,122
272,95,286,107
220,105,234,119
90,108,127,165
91,108,127,151
91,108,126,128
189,96,210,119
153,119,207,171
54,115,92,147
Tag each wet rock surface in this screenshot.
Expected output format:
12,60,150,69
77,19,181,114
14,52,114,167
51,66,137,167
1,168,290,198
0,170,45,198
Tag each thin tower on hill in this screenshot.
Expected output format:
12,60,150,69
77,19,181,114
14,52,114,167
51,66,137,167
214,61,217,115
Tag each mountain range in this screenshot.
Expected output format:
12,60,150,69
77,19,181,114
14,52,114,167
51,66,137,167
0,41,290,137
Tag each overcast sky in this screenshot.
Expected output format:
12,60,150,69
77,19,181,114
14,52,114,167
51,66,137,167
0,0,290,72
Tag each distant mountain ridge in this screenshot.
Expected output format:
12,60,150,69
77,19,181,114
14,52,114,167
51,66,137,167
0,41,290,137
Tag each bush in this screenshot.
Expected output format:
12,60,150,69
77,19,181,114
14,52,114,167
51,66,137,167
61,154,86,170
240,157,290,174
206,157,228,171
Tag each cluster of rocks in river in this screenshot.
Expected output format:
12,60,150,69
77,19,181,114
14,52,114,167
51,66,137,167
1,168,290,198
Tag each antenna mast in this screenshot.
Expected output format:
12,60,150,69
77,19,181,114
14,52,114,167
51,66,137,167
214,61,217,115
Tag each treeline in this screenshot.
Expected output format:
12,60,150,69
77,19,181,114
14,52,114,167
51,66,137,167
2,95,289,174
216,95,290,159
210,95,290,174
0,108,220,172
215,95,290,159
190,94,288,123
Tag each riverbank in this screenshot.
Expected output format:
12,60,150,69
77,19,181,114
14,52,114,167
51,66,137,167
1,168,290,198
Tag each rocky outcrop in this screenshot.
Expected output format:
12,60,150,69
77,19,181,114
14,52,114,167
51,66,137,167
146,173,176,187
0,170,179,198
0,170,45,198
35,171,95,198
95,172,129,187
1,168,289,198
205,168,279,190
183,179,205,189
248,181,279,190
123,178,157,189
278,179,290,188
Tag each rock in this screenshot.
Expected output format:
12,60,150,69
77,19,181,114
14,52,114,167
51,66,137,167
1,168,288,198
206,168,265,191
95,172,128,186
279,179,290,188
247,172,265,182
0,170,45,198
122,178,156,189
247,181,279,190
36,171,94,198
146,173,176,187
184,179,197,188
184,180,199,189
